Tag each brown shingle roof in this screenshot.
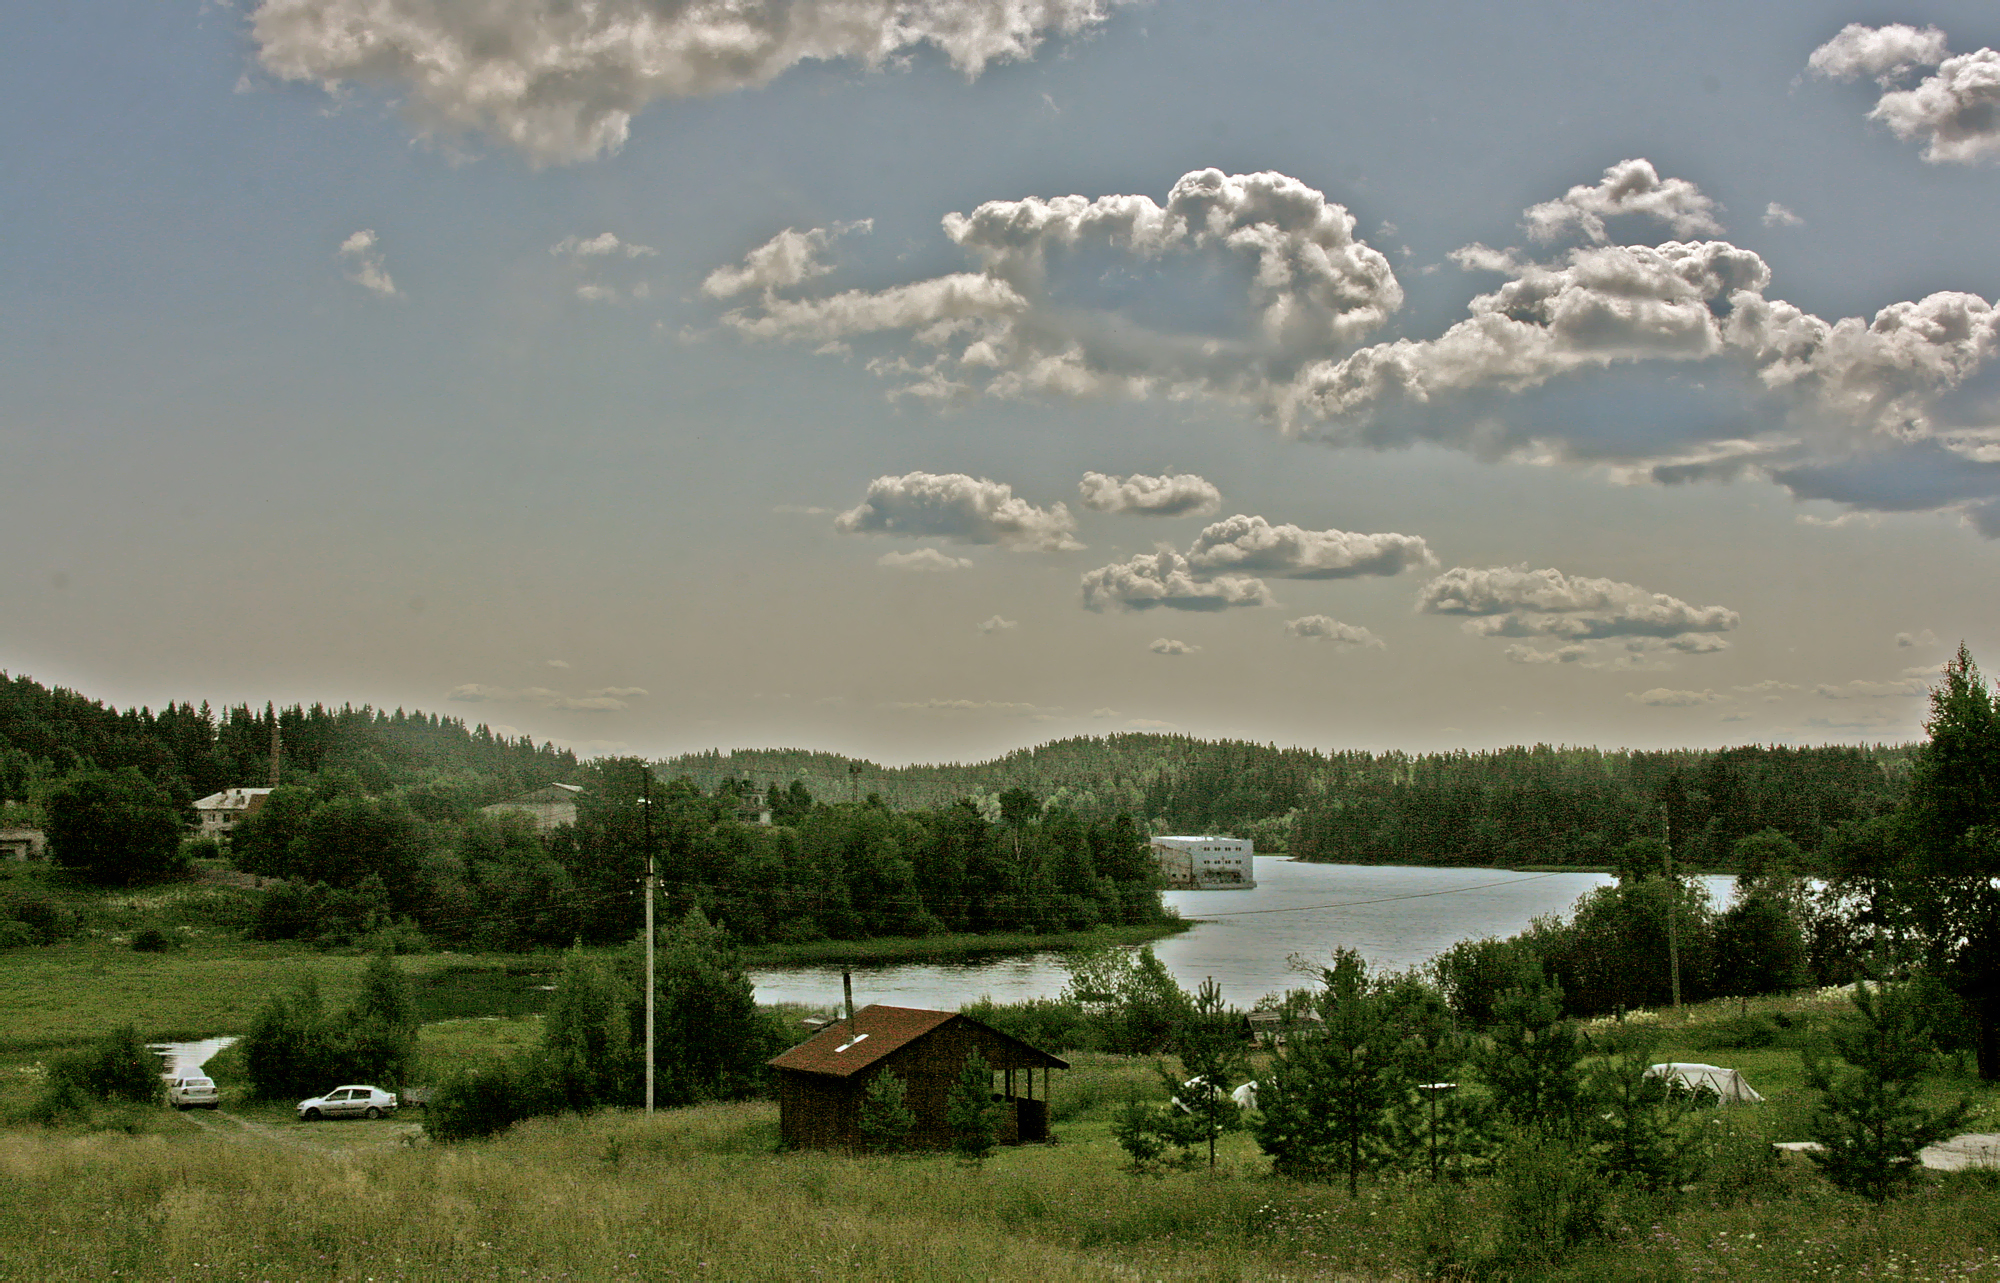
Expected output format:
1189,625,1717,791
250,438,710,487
767,1004,1069,1078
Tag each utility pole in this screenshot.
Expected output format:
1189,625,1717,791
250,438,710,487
1664,801,1682,1012
641,764,655,1116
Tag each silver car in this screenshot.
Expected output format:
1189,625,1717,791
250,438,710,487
164,1075,220,1109
297,1084,398,1121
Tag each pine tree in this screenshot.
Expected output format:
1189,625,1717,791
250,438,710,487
1805,979,1969,1203
1170,977,1246,1169
946,1050,999,1161
857,1070,916,1153
1254,949,1397,1193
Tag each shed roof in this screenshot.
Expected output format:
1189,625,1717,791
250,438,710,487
768,1004,1069,1079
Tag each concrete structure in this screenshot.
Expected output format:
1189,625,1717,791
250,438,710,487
0,827,47,861
769,1004,1068,1152
191,788,274,844
1151,835,1256,889
480,783,583,831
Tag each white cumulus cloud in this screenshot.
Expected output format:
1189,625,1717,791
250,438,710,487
1896,628,1939,648
709,168,1402,416
1186,515,1433,579
1807,22,1950,85
250,0,1136,165
1762,203,1804,229
1285,616,1383,648
1522,159,1725,243
1148,638,1199,655
1629,687,1727,706
1077,471,1222,517
702,224,869,299
1809,25,2000,165
878,548,976,572
1418,565,1738,658
977,615,1019,633
836,471,1081,552
338,229,396,296
1081,550,1273,612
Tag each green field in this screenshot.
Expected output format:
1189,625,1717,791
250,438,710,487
3,1021,1999,1283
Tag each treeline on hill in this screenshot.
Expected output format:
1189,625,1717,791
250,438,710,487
1289,742,1917,869
666,737,1919,869
659,736,1329,847
0,669,580,819
237,765,1167,952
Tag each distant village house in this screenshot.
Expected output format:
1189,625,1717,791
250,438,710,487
479,783,584,832
191,788,274,844
768,1004,1068,1151
1151,835,1256,889
0,828,46,861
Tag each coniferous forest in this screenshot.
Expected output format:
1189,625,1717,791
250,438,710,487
0,665,1927,956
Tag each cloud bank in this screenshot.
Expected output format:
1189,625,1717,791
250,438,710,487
447,683,645,711
251,0,1134,164
712,160,2000,531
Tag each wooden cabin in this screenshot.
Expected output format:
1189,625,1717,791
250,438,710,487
768,1004,1069,1152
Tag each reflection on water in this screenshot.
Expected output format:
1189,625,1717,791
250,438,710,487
148,1036,238,1076
749,859,1736,1011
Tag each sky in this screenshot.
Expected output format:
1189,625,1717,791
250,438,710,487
5,1,2000,766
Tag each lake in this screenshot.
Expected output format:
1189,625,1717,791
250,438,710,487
749,859,1738,1010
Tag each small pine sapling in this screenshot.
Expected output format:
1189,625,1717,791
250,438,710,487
857,1069,916,1153
946,1049,1000,1161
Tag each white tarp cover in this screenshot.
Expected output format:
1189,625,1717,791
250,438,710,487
1644,1062,1762,1103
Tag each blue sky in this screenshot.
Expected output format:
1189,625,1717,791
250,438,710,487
5,1,1999,764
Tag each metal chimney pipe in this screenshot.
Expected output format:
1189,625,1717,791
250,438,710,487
843,969,855,1026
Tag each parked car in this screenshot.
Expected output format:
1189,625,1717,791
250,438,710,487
296,1084,398,1121
164,1075,220,1110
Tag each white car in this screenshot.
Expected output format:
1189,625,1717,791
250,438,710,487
297,1084,398,1121
164,1075,220,1110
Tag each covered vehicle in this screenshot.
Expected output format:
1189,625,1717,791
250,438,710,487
1644,1062,1762,1103
297,1084,398,1120
164,1075,219,1109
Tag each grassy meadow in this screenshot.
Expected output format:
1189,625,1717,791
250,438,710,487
5,859,2000,1280
4,986,2000,1280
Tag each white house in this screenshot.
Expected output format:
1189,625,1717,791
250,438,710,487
191,788,274,843
1151,835,1256,890
480,783,584,831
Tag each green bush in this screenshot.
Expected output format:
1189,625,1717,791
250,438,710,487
1,883,79,945
130,926,176,953
35,1025,164,1121
424,1059,523,1142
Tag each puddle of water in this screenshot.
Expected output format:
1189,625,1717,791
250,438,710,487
147,1036,238,1077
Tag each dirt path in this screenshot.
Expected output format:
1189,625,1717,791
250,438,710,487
176,1107,424,1155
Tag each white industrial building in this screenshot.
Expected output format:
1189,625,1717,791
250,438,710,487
1151,835,1255,890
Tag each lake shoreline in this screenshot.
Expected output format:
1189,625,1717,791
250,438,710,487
738,919,1192,969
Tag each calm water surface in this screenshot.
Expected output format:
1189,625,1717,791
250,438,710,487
749,859,1736,1010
